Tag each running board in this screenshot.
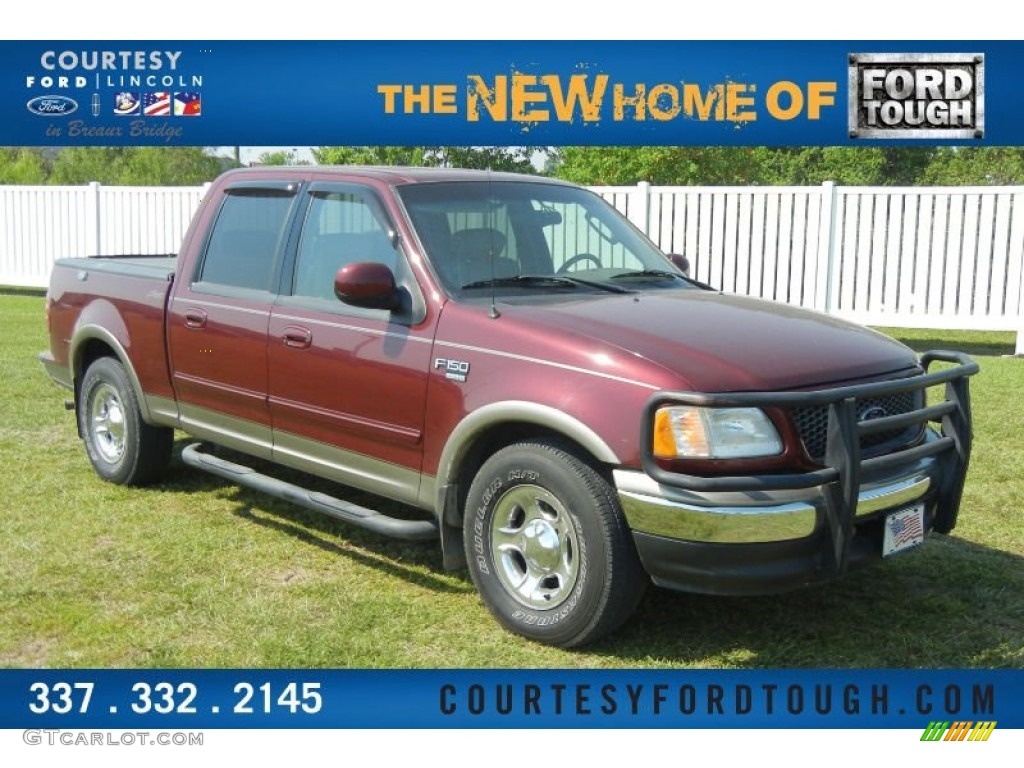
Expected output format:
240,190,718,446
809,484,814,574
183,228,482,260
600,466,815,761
181,443,438,542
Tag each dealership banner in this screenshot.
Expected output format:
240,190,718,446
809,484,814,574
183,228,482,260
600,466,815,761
0,669,1019,729
0,40,1016,146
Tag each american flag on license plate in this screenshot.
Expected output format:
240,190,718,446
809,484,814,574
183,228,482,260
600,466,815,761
143,92,171,116
888,513,923,548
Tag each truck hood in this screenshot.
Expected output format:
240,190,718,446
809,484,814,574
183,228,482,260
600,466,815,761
499,290,918,392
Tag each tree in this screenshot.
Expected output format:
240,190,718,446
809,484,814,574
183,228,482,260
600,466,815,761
313,146,430,166
920,147,1024,185
312,146,537,172
553,146,938,187
433,147,535,172
555,147,762,186
255,150,310,166
0,148,49,184
49,148,130,184
751,147,935,186
49,147,223,185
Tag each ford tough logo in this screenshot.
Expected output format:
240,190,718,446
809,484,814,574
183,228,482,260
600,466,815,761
26,95,78,116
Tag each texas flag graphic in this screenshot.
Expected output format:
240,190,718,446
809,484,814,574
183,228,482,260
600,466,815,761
173,92,202,116
143,92,171,116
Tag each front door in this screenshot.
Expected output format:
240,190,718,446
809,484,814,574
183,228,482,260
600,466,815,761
267,182,433,504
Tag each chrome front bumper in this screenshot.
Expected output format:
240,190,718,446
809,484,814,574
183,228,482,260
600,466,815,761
615,467,933,545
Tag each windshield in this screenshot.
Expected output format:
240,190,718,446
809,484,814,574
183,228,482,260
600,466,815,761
397,181,692,297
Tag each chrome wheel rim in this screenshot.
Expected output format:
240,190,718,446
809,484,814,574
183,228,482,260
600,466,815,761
490,484,580,610
90,383,126,464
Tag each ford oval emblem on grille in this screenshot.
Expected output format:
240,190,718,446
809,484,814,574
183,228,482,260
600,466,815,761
26,95,78,117
859,405,887,422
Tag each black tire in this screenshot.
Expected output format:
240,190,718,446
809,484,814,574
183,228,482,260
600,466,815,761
463,440,647,647
77,357,173,486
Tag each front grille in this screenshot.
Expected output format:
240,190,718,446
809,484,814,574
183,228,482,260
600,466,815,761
791,390,923,464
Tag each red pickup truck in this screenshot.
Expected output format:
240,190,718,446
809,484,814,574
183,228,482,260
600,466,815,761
42,167,978,647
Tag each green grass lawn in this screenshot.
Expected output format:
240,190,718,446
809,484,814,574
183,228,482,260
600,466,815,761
2,294,1021,668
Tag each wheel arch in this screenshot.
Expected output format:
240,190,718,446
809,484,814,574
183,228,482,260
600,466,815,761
432,401,621,534
70,325,154,424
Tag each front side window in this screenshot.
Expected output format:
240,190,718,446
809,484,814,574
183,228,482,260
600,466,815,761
292,190,400,300
198,188,296,291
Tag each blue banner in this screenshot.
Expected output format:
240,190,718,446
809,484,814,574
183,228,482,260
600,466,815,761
1,669,1019,729
0,40,1017,146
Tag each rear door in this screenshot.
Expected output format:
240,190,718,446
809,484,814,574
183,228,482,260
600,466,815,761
167,181,300,458
267,182,434,504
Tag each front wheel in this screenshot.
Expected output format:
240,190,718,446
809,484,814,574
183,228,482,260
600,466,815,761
463,440,646,647
77,357,172,485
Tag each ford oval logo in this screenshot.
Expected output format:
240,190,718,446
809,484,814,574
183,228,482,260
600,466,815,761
26,95,78,117
859,405,887,422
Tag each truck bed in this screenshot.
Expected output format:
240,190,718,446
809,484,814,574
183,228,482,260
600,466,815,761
54,255,177,282
43,254,179,405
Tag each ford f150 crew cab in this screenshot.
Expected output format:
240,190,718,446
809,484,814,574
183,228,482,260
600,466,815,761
42,167,978,647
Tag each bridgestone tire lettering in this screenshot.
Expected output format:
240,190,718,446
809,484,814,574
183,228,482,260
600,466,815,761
463,440,647,647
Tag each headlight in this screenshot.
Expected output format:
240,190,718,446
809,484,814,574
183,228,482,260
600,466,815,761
653,406,782,459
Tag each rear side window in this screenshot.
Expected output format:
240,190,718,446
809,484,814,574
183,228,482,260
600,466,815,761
198,189,296,291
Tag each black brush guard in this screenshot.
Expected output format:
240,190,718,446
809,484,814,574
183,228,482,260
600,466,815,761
639,350,978,574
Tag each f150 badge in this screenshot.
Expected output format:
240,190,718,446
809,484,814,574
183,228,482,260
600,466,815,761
434,357,470,382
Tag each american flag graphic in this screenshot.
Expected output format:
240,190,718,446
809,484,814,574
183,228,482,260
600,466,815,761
888,513,923,548
173,92,202,116
143,92,171,116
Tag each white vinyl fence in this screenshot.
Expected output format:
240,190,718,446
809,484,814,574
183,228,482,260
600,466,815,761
0,182,206,288
595,182,1024,355
2,181,1023,354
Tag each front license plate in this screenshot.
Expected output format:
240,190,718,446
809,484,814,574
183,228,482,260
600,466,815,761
882,502,926,557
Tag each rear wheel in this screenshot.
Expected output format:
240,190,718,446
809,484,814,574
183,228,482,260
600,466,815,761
463,440,646,647
78,357,172,485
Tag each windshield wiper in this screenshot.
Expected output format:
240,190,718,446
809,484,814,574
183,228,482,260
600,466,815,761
460,274,631,294
608,269,682,281
609,269,716,291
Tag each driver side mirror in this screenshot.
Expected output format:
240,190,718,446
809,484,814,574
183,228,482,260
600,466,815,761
668,253,690,277
334,262,401,311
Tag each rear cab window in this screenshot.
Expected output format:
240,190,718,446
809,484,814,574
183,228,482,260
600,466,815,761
194,183,299,295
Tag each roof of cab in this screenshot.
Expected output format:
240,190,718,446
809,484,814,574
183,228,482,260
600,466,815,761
216,165,574,186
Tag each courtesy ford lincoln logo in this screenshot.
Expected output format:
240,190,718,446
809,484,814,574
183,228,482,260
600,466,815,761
26,95,78,116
